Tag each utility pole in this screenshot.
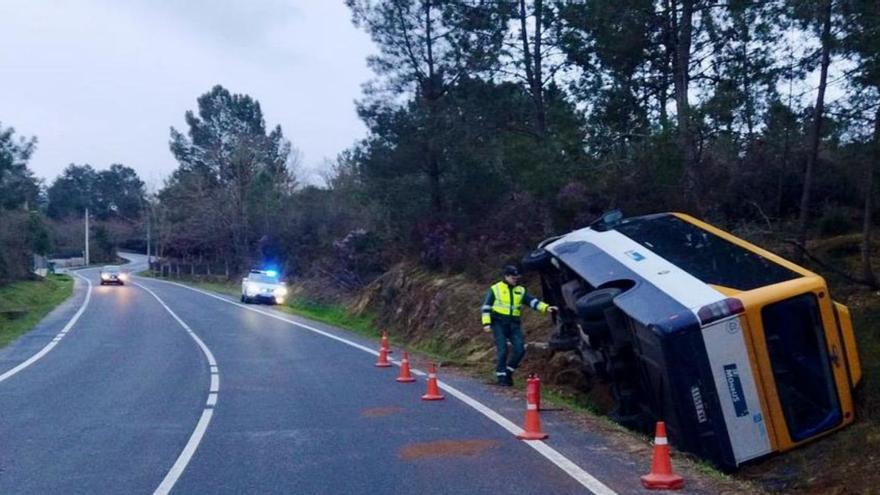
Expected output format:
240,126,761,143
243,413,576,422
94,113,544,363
84,207,90,266
146,204,152,265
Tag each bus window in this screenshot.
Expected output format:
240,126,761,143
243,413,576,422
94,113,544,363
615,215,800,291
762,294,842,442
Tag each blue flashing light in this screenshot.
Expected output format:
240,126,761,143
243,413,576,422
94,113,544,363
265,270,278,277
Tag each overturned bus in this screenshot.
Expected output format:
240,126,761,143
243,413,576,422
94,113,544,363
523,211,862,470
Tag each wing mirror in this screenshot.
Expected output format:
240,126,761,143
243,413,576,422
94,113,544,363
590,209,624,231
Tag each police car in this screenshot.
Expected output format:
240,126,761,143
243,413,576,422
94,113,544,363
240,269,287,305
524,210,861,470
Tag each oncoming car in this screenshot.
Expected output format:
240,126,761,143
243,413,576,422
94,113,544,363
99,266,127,285
241,269,287,305
524,211,862,471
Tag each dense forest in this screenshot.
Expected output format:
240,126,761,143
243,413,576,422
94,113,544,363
155,0,880,287
3,0,880,290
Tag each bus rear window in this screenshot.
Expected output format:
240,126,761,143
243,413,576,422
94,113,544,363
762,294,841,441
615,215,800,291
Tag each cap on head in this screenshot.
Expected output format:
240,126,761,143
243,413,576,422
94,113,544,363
502,265,522,277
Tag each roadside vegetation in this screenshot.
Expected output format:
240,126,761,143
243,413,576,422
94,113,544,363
0,274,73,348
2,1,880,492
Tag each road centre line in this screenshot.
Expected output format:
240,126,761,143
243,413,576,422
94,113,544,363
132,281,219,495
138,277,618,495
0,272,93,385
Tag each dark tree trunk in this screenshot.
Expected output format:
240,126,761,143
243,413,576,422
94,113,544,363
659,56,670,129
533,0,546,135
423,0,443,215
797,0,833,256
861,106,880,288
427,148,443,214
739,14,755,139
518,0,546,136
778,73,796,217
671,0,700,213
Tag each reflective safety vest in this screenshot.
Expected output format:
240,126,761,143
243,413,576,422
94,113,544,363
481,281,549,325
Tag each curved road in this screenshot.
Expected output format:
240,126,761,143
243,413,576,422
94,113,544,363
0,254,686,494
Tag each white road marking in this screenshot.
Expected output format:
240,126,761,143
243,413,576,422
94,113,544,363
0,272,92,384
138,277,619,495
155,409,214,494
132,282,220,495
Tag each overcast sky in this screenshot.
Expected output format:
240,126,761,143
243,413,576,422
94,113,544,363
0,0,375,189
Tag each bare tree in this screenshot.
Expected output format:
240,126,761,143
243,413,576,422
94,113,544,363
796,0,835,256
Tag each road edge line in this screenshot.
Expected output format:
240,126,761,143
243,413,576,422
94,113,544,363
133,281,219,495
136,276,618,495
0,272,93,384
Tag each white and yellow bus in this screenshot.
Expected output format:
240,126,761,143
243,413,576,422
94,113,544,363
528,211,861,470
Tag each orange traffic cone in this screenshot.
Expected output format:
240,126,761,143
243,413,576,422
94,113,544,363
421,363,444,400
526,373,541,411
516,374,548,440
396,351,416,383
380,331,393,354
641,422,684,490
375,346,392,368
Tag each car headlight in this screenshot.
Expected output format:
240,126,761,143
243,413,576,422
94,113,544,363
275,287,288,296
101,273,110,280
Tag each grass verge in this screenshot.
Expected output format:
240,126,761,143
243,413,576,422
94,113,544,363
0,274,74,348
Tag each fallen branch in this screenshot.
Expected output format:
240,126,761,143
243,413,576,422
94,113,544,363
747,201,774,233
782,239,880,290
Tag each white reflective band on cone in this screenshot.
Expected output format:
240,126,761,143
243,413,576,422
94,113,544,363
527,404,538,410
429,374,436,379
654,437,668,445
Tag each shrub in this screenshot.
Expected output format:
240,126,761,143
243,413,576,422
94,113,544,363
818,206,855,238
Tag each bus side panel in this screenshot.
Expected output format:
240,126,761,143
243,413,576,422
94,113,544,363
834,302,862,387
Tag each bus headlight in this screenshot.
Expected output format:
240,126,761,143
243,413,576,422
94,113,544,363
275,287,288,296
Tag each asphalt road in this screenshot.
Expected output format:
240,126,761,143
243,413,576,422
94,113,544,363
0,254,677,494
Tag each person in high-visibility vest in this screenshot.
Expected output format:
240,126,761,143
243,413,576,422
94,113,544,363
481,265,557,386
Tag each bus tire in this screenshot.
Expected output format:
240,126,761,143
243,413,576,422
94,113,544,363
576,287,622,321
521,248,552,272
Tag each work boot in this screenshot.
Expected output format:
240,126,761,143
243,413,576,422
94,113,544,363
504,370,514,387
496,373,510,386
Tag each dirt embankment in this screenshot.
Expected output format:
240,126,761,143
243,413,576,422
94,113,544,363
345,263,594,393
